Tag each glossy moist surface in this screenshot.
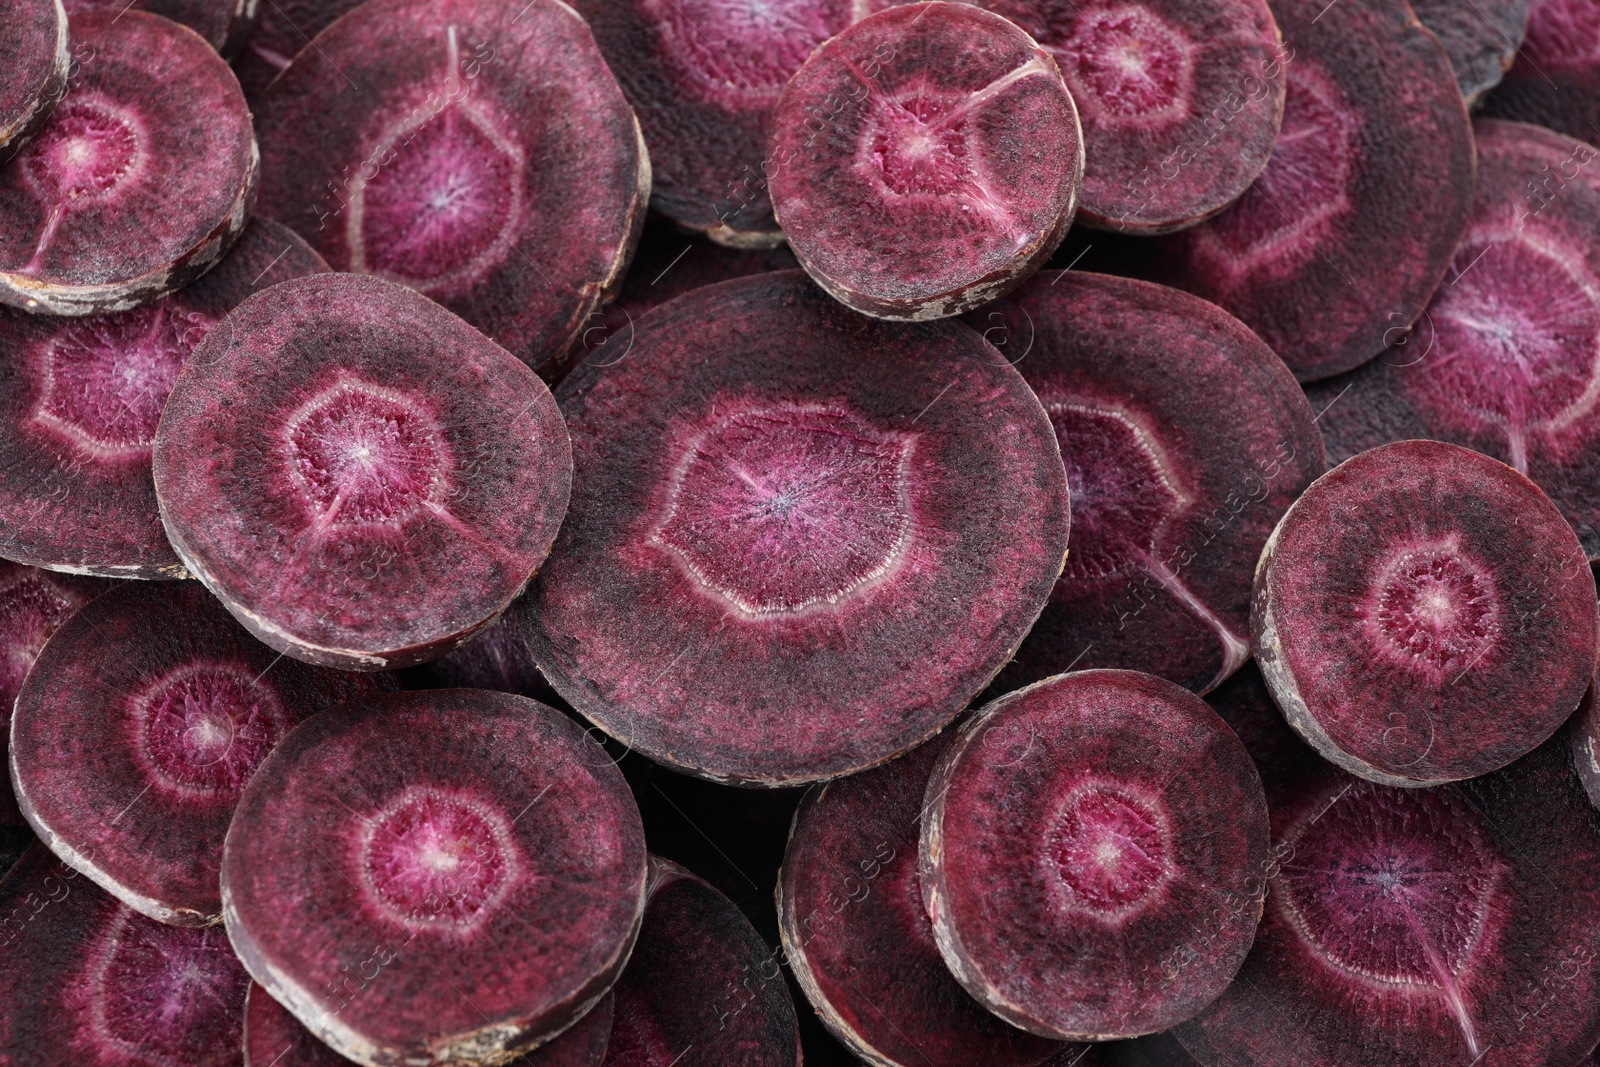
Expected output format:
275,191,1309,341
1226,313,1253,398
0,844,251,1066
1176,736,1600,1067
1253,440,1598,786
978,0,1285,232
922,670,1270,1039
243,983,616,1067
1484,0,1600,142
253,0,648,372
1305,120,1600,559
0,562,104,828
568,0,862,246
523,271,1070,785
1150,0,1475,382
781,736,1070,1066
973,271,1323,695
152,273,572,671
10,581,385,926
0,219,325,578
0,10,257,315
602,860,799,1066
767,2,1083,320
0,0,67,157
223,691,647,1066
1410,0,1529,104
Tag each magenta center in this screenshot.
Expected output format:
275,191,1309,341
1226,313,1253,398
23,96,143,203
1048,782,1172,917
88,918,248,1067
1277,783,1502,987
1057,5,1194,125
1420,235,1600,446
659,0,850,102
360,788,514,931
1049,400,1184,582
869,93,976,199
284,378,448,527
654,405,914,615
34,301,210,460
355,104,522,293
133,664,289,798
1366,544,1499,675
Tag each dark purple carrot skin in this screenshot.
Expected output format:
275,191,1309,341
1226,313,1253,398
780,734,1072,1067
921,670,1270,1040
603,857,801,1067
0,842,251,1066
1484,0,1600,142
244,983,616,1067
0,218,326,578
523,270,1069,785
1253,440,1598,787
152,272,572,671
976,0,1286,234
1147,0,1475,382
252,0,648,374
9,581,390,926
0,562,106,828
1176,732,1600,1067
0,0,68,163
767,2,1084,321
1304,119,1600,560
968,270,1323,696
0,10,258,316
222,690,648,1066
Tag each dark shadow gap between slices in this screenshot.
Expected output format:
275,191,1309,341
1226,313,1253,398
1146,0,1475,382
767,1,1084,320
0,217,326,578
1304,119,1600,559
975,0,1287,233
10,581,389,926
780,732,1074,1067
0,0,68,162
1483,0,1600,142
0,10,258,315
521,270,1070,785
233,0,367,102
1252,439,1598,786
152,272,573,671
967,271,1324,695
222,690,647,1067
1174,732,1600,1067
244,982,616,1067
253,0,649,374
921,670,1270,1039
601,857,800,1067
0,842,251,1065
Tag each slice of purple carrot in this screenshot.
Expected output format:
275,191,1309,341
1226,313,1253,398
10,580,389,927
0,218,326,578
0,10,257,315
969,270,1323,695
1148,0,1475,382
